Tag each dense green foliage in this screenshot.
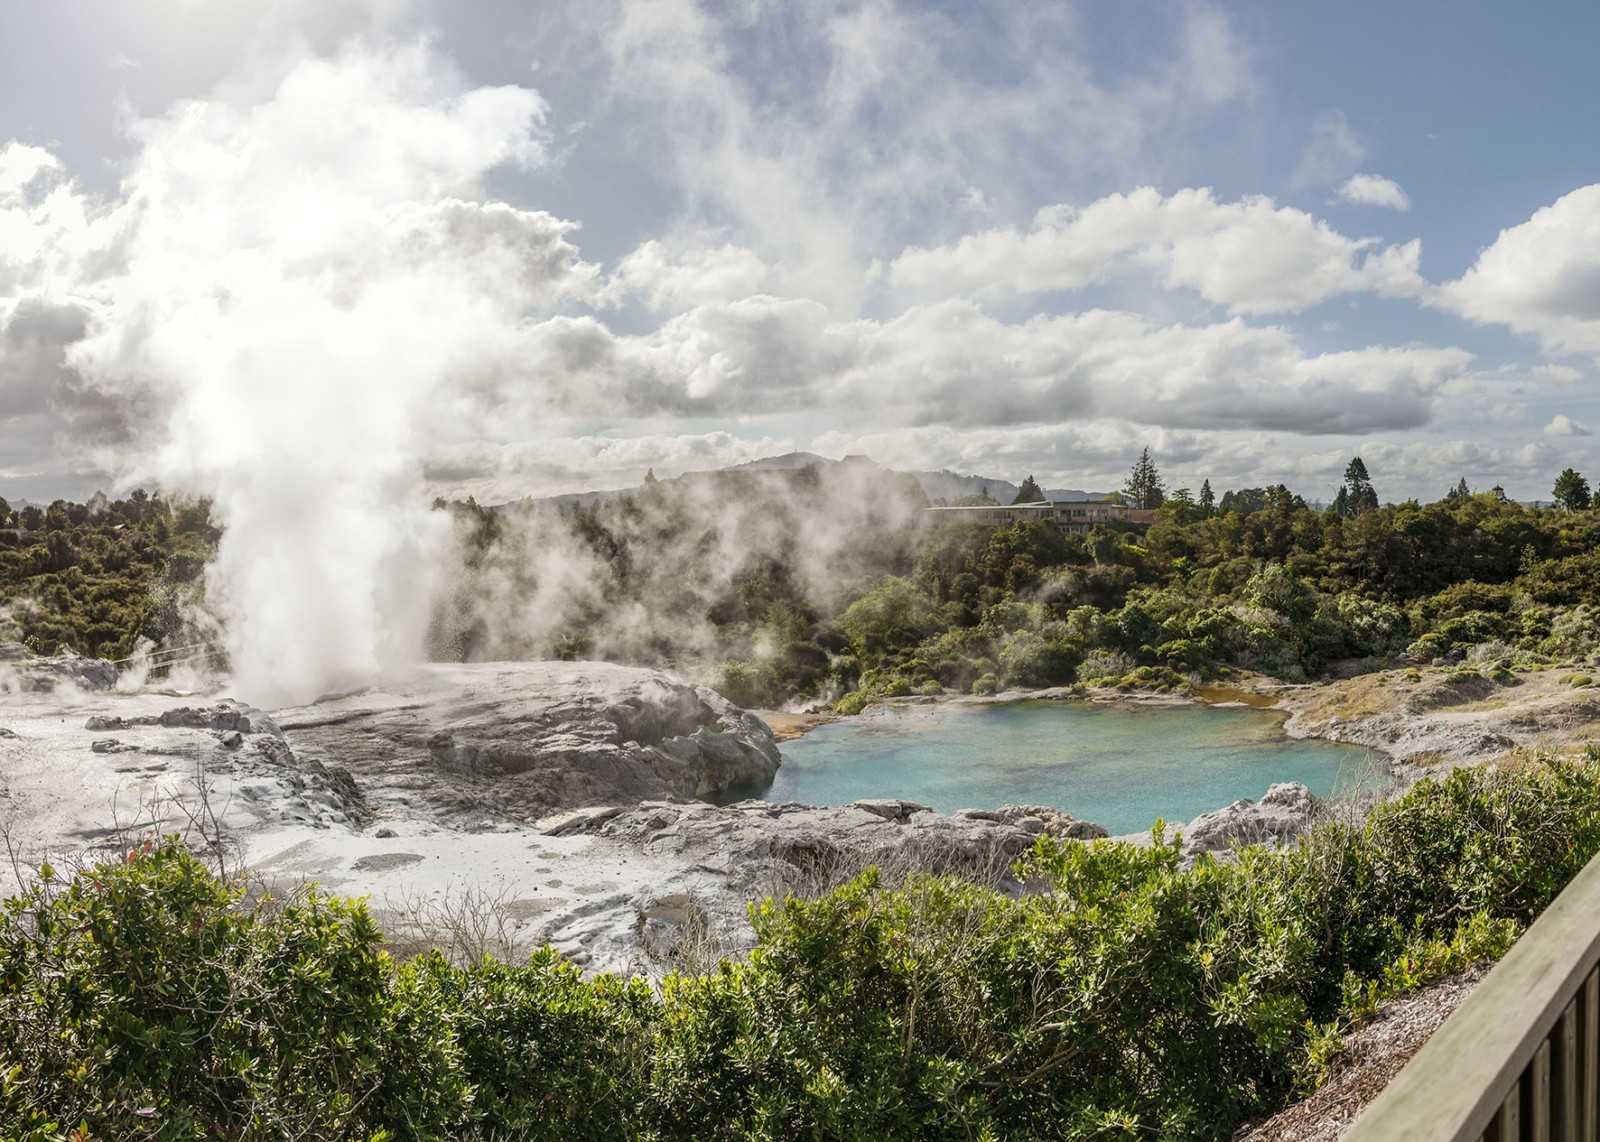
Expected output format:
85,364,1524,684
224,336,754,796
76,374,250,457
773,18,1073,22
0,492,216,659
416,458,1600,713
11,456,1600,716
770,480,1600,711
4,756,1597,1139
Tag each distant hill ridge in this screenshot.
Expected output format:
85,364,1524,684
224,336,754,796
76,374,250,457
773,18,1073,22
508,452,1111,510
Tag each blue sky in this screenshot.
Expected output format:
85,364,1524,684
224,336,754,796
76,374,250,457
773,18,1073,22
2,0,1599,504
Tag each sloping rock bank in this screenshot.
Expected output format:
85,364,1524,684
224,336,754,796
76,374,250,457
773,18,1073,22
1278,667,1600,768
276,662,781,825
0,643,118,692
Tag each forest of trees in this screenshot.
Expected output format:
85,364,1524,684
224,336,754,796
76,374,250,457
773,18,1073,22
427,451,1600,714
0,492,218,660
730,455,1599,707
10,451,1600,710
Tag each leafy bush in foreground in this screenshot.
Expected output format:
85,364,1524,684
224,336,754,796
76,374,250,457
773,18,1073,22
5,756,1600,1140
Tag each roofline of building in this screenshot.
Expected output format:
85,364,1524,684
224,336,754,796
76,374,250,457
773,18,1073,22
925,498,1123,510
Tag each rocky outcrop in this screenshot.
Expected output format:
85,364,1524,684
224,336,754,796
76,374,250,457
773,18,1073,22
9,659,1353,976
1180,782,1316,859
1278,666,1600,768
0,689,364,859
954,803,1109,841
85,702,279,736
532,797,1108,970
278,662,781,824
1,645,118,692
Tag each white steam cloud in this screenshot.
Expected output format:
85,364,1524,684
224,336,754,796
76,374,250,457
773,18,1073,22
18,43,597,705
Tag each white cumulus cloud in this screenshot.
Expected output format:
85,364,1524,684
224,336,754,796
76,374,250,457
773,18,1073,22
888,187,1423,314
1338,173,1410,211
1545,414,1593,437
1438,185,1600,357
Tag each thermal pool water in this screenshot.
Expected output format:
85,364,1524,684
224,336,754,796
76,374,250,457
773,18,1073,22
763,700,1379,835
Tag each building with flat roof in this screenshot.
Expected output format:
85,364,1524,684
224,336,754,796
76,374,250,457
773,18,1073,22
922,499,1156,532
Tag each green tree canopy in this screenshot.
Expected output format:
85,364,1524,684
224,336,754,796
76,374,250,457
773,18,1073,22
1342,457,1378,515
1121,448,1166,510
1554,467,1592,510
1012,475,1045,504
1198,479,1214,511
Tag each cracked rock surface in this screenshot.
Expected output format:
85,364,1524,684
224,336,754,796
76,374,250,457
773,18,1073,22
274,662,782,826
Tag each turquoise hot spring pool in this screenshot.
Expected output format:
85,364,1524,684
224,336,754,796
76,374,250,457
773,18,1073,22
761,700,1380,836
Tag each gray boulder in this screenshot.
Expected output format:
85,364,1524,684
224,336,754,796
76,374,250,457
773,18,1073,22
955,804,1109,840
7,650,119,693
85,701,281,737
1181,782,1316,859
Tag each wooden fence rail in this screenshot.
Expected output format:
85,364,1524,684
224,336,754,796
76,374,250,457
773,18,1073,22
1345,849,1600,1141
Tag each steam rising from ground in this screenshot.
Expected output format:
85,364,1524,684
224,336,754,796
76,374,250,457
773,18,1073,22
430,462,930,678
24,45,597,704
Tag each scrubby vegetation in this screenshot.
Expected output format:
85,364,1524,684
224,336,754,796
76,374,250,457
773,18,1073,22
0,492,217,659
805,478,1600,710
426,457,1600,714
4,753,1597,1140
15,456,1600,711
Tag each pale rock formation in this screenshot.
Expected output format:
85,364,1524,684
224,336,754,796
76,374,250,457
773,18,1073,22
531,797,1108,970
1181,781,1316,859
277,662,781,825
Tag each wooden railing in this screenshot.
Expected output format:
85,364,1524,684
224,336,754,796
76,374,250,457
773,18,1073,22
1345,850,1600,1141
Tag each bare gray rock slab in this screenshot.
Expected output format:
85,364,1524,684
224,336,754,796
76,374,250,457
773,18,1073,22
275,662,781,825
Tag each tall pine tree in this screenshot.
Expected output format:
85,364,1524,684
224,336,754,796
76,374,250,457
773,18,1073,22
1553,468,1591,510
1343,457,1378,514
1121,447,1166,509
1012,475,1045,504
1198,479,1215,512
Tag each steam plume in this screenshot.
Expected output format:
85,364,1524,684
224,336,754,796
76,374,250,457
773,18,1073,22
40,43,595,704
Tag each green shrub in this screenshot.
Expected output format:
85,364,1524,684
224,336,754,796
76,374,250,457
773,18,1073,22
996,629,1080,688
833,690,871,715
714,660,781,709
879,675,914,698
0,846,466,1138
1116,664,1188,691
1077,648,1134,685
8,758,1600,1140
970,673,999,695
